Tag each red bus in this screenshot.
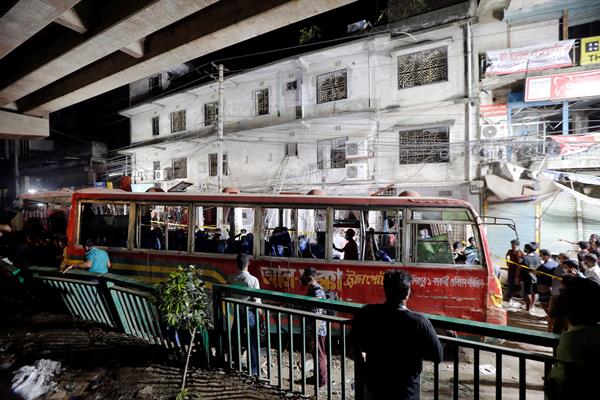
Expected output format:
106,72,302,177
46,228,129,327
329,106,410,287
66,189,506,325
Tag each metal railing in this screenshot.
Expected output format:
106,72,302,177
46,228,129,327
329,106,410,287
212,284,560,400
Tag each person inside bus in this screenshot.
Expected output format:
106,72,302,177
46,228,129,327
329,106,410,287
63,239,111,275
298,235,315,258
364,228,377,261
464,236,480,265
270,226,292,257
452,241,467,264
333,229,359,261
351,269,443,400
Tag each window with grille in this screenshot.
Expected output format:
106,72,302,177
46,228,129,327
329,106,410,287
153,161,160,171
209,153,229,177
204,102,218,126
398,127,450,164
170,110,186,133
255,89,269,115
397,47,448,89
317,137,347,169
285,143,298,157
152,116,159,136
286,80,298,91
172,157,187,179
317,69,347,104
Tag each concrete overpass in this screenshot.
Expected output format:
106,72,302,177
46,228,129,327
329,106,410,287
0,0,355,139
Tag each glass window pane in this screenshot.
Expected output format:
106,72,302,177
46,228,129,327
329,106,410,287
412,222,480,266
333,209,361,261
137,204,166,250
166,205,188,251
262,208,296,257
364,210,401,262
194,206,254,254
297,209,327,259
79,202,129,248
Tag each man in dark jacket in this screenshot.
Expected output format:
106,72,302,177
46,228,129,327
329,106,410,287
351,269,443,400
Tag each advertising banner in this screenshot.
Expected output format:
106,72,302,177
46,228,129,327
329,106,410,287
581,36,600,65
525,69,600,102
485,40,574,76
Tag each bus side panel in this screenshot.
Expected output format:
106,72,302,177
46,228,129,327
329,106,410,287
250,259,491,323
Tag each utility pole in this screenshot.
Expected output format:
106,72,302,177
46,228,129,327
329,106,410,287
217,64,224,192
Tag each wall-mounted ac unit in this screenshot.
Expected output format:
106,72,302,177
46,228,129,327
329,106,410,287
345,163,368,180
154,170,165,181
346,140,368,158
480,123,508,139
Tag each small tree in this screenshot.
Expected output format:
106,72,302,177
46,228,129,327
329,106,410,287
157,265,210,397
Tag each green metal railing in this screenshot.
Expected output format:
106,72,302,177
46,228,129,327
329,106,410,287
212,284,560,400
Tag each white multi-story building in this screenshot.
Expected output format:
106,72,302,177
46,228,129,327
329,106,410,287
120,11,482,206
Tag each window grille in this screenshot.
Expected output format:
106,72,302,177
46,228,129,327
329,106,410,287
149,75,162,95
153,161,160,171
398,127,450,164
170,110,186,133
209,153,229,177
172,157,187,179
286,80,298,91
204,102,218,126
285,143,298,157
397,47,448,89
317,137,347,169
151,116,159,136
317,69,347,104
255,89,269,115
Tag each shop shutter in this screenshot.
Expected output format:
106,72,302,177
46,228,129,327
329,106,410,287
485,201,536,261
583,200,600,241
540,192,577,254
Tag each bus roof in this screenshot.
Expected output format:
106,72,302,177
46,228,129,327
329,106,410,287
72,188,473,209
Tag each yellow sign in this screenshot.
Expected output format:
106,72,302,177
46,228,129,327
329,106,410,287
581,36,600,65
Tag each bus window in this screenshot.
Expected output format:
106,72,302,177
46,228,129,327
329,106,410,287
261,208,296,257
409,208,481,266
364,210,401,262
333,209,361,261
296,209,327,259
79,202,129,248
194,206,254,254
137,204,166,250
166,205,188,251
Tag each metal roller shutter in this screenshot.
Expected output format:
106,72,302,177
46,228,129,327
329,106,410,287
540,192,577,254
485,201,536,261
583,200,600,241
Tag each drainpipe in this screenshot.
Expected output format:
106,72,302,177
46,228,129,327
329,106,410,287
465,21,474,182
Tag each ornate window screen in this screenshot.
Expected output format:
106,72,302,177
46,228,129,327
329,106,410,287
170,110,186,133
317,69,347,104
398,127,450,164
172,157,187,179
204,102,218,126
317,137,347,169
255,89,269,115
397,47,448,89
153,161,160,171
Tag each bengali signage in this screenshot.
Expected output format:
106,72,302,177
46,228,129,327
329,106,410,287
525,69,600,102
581,36,600,65
485,40,574,76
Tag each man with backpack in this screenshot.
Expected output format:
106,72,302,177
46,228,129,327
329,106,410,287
301,267,328,387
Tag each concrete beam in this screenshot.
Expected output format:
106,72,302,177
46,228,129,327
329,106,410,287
19,0,356,116
120,38,145,58
0,0,81,59
54,7,86,33
0,0,219,107
0,110,49,139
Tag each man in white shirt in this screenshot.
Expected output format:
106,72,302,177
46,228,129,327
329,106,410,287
582,253,600,285
227,253,261,375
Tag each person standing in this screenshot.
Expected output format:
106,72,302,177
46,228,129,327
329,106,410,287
521,243,541,314
333,229,359,260
537,249,558,316
505,239,524,301
63,239,110,274
582,253,600,285
352,269,443,400
300,267,328,387
548,253,568,333
227,253,261,376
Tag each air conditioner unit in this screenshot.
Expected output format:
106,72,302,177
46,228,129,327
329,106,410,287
346,140,368,158
480,123,508,139
154,170,165,181
345,163,369,180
